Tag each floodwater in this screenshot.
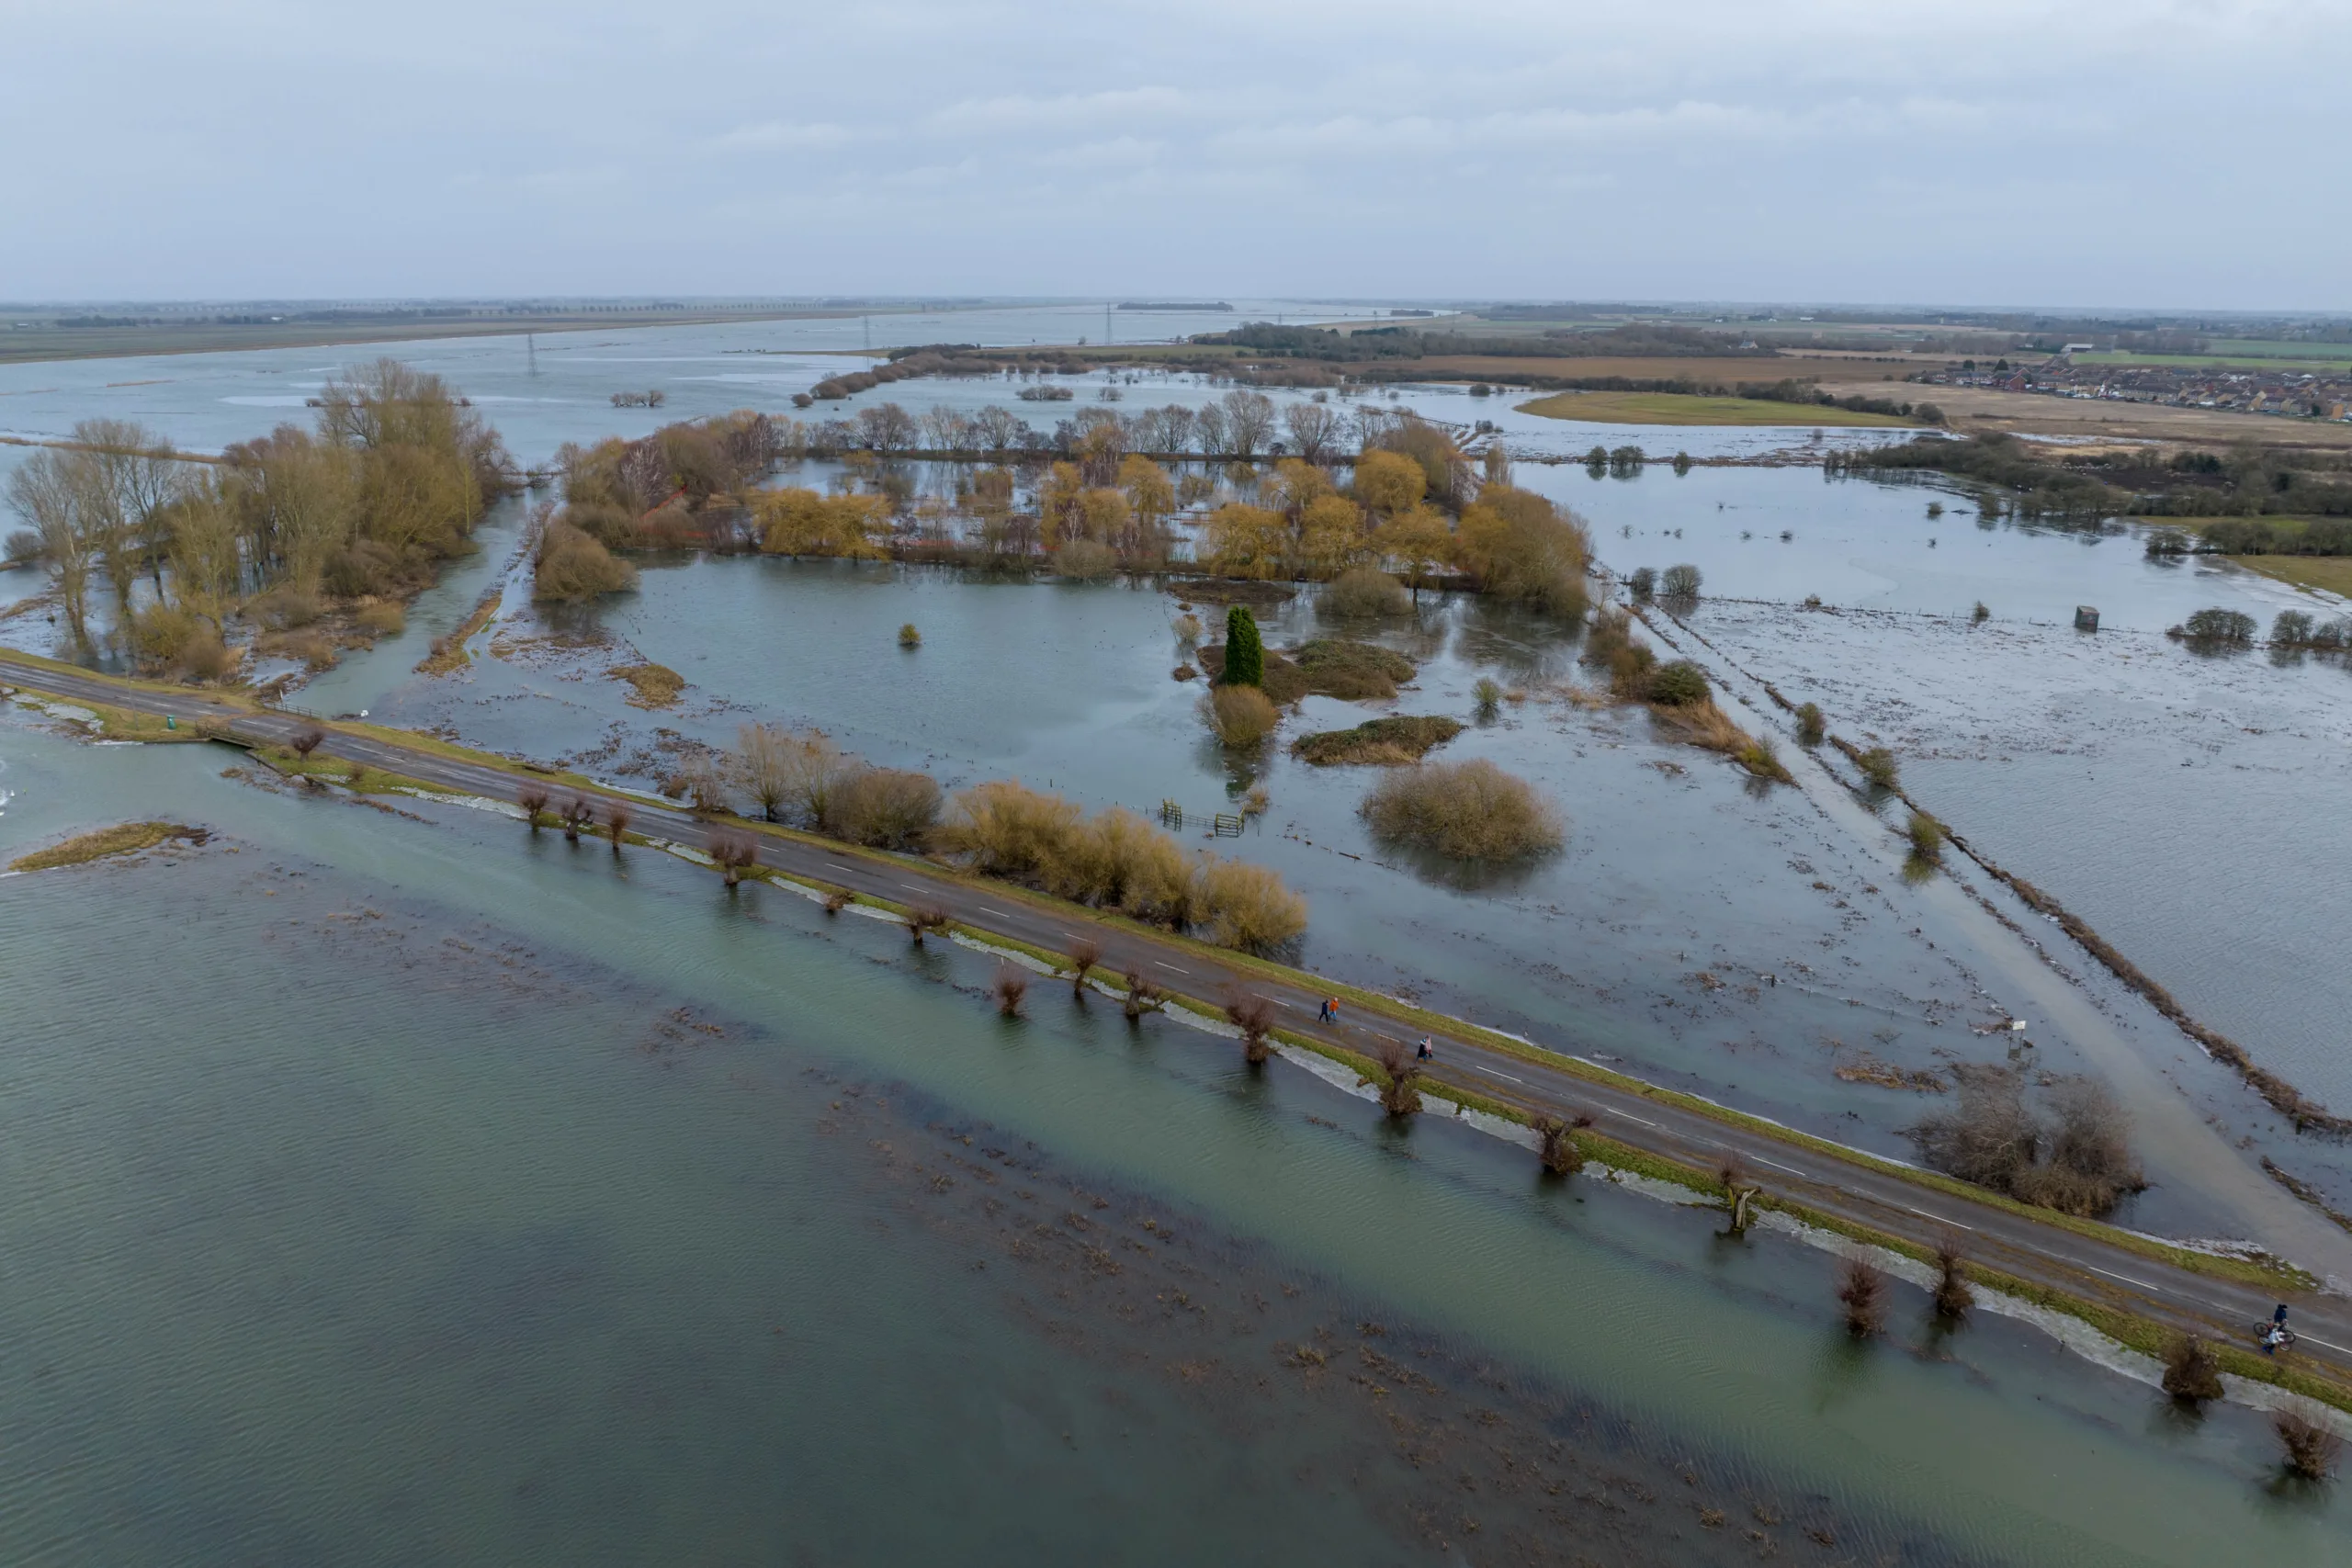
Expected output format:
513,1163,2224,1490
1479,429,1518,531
3,716,2346,1564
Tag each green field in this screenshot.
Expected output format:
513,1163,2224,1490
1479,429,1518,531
1514,390,1918,427
2228,554,2352,598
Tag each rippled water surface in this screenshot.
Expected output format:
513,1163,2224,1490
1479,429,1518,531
3,721,2347,1563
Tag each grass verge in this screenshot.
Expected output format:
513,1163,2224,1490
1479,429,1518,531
10,820,205,872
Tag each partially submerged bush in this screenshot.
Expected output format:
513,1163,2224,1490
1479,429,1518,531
1659,563,1702,601
1053,539,1117,580
1227,994,1277,1065
1836,1258,1887,1336
2172,606,2256,645
355,602,406,636
534,518,637,602
1534,1114,1586,1175
1626,566,1657,603
1906,810,1945,863
1795,702,1826,746
1909,1064,2145,1216
1473,676,1503,718
1580,608,1656,698
1933,1237,1973,1320
2277,1408,2343,1481
899,622,922,649
2162,1335,2223,1405
1359,759,1564,862
1855,746,1900,788
992,967,1028,1018
1200,683,1280,746
1320,567,1411,618
1375,1038,1424,1119
1646,660,1709,706
934,780,1303,949
1292,715,1464,766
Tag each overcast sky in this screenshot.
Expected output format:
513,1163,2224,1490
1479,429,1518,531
4,0,2344,311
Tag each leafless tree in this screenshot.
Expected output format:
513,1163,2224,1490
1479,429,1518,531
1284,402,1342,466
1122,967,1161,1020
1067,937,1101,996
1227,993,1277,1065
1376,1038,1423,1119
2162,1335,2223,1404
904,902,950,944
708,831,760,887
515,784,550,829
290,726,325,759
857,402,918,456
1534,1114,1586,1175
1933,1235,1974,1320
1836,1258,1887,1337
992,966,1028,1017
2277,1407,2343,1481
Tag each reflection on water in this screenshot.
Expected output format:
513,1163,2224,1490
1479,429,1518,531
1,724,2346,1563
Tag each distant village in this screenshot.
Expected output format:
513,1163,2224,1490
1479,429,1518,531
1916,353,2352,423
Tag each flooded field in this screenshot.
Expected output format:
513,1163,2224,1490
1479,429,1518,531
10,308,2352,1555
4,718,2346,1564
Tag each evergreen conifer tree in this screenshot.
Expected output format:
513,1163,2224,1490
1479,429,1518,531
1223,604,1263,686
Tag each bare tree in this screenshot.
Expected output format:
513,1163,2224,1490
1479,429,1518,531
515,784,550,830
289,726,325,759
1376,1038,1423,1118
2277,1408,2343,1481
1534,1114,1587,1175
992,966,1028,1017
1933,1235,1974,1320
973,406,1023,457
1227,993,1277,1066
2161,1335,2223,1404
1836,1258,1887,1337
1122,967,1161,1020
708,831,759,886
1221,390,1275,460
735,723,844,825
6,449,96,649
1067,937,1101,996
857,402,918,456
1284,402,1342,466
561,795,594,842
904,902,950,944
605,801,633,854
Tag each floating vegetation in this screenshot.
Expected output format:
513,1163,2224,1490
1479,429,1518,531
1291,716,1463,766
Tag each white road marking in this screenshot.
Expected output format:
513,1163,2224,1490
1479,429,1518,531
1482,1069,1526,1086
1749,1156,1807,1178
2085,1264,2157,1292
1617,1113,1657,1128
1897,1202,1971,1231
1158,962,1192,976
827,863,857,874
979,908,1010,919
2299,1334,2352,1356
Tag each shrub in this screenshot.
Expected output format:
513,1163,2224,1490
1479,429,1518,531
1375,1038,1423,1118
2161,1335,2223,1404
515,784,549,829
1193,857,1308,952
2273,609,2317,647
1474,676,1503,717
604,801,633,852
251,587,322,629
2277,1409,2343,1481
1227,994,1277,1065
1906,810,1945,863
1646,660,1709,705
1171,613,1204,642
992,967,1028,1018
1659,563,1702,600
1067,937,1100,995
1933,1236,1973,1320
1626,567,1657,603
1855,746,1899,788
707,832,760,887
825,767,942,848
1359,759,1564,862
1795,702,1826,746
1221,604,1264,686
4,527,44,564
1909,1064,2145,1216
1320,567,1411,618
533,519,637,602
936,780,1084,879
1836,1258,1887,1336
1971,601,1990,624
903,902,950,943
1580,608,1656,698
355,602,406,635
1200,683,1280,746
2175,607,2256,645
290,726,325,759
1534,1114,1585,1175
1054,539,1117,580
899,622,922,649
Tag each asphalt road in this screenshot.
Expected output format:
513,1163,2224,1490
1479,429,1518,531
8,653,2351,1383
